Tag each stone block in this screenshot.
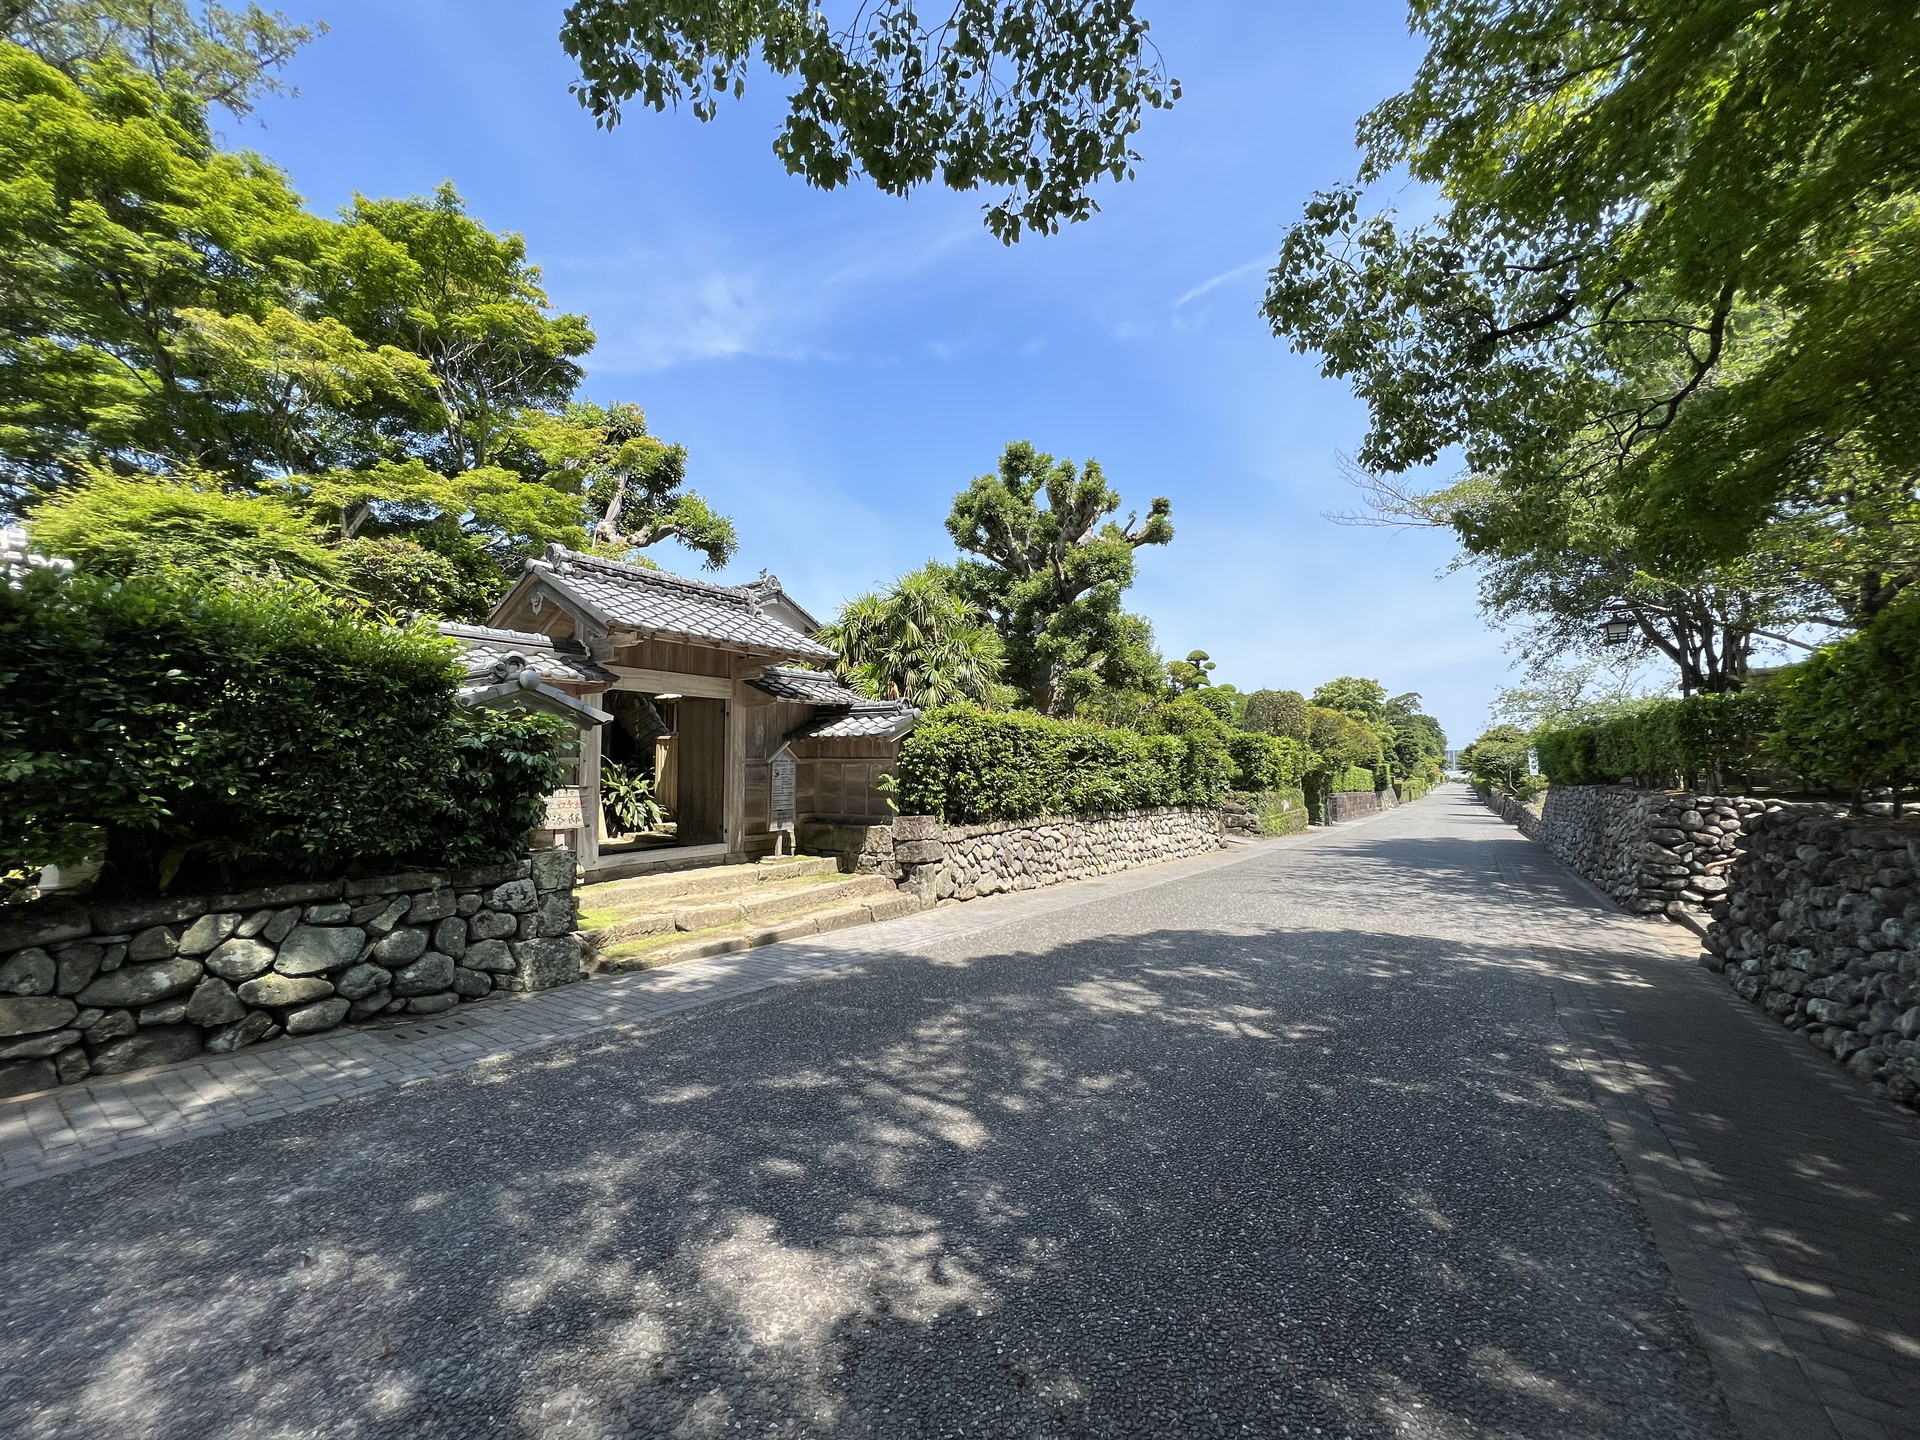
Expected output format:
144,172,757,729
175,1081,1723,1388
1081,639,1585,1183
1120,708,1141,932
88,1024,201,1076
175,912,241,956
0,1058,58,1098
183,977,247,1027
456,893,483,917
433,917,467,960
0,908,90,952
262,907,302,944
391,952,455,996
445,860,525,889
892,815,941,842
372,927,430,968
208,880,340,911
343,870,448,898
303,902,352,924
462,939,515,973
531,893,577,938
237,973,333,1008
531,847,577,893
54,1047,89,1084
76,958,202,1009
284,997,351,1035
469,910,517,941
127,926,179,962
407,889,457,924
509,935,582,991
347,990,392,1022
488,878,538,913
275,926,368,976
53,944,103,997
205,937,276,982
334,963,389,1000
90,897,202,933
86,1009,135,1042
406,993,458,1015
0,947,55,996
205,1012,275,1054
137,998,190,1026
0,1028,81,1060
451,967,491,998
893,840,946,866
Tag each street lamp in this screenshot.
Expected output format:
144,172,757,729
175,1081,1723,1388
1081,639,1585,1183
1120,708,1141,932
1601,610,1637,645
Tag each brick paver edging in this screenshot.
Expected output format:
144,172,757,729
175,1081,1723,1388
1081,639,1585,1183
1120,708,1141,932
0,804,1417,1190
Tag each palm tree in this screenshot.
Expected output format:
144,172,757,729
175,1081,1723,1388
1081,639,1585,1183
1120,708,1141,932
820,564,1009,709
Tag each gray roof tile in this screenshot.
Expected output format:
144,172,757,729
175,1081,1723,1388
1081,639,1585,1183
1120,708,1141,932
785,706,918,741
536,548,834,661
747,667,871,705
437,622,616,686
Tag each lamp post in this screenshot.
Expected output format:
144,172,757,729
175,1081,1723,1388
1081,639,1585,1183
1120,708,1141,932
1601,609,1637,645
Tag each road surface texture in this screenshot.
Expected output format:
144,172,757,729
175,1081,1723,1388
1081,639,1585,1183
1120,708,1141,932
3,788,1918,1439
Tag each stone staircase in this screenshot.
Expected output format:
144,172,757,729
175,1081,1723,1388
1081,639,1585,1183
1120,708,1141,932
578,856,920,972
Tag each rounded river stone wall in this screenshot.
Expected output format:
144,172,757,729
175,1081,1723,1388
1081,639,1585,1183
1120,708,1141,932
0,848,583,1098
1703,804,1920,1107
890,807,1225,903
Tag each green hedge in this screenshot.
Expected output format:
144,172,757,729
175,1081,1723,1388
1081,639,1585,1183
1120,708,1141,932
1772,593,1920,797
895,706,1232,823
0,570,568,896
1534,691,1779,789
1329,765,1375,793
1232,786,1309,837
1228,731,1311,791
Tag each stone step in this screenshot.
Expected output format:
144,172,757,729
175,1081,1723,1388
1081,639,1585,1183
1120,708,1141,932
578,855,839,913
595,890,922,973
581,873,897,948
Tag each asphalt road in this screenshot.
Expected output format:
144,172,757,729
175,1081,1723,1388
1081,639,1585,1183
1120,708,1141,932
0,791,1738,1439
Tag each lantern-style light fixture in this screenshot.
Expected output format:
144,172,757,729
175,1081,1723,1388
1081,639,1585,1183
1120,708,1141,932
1601,610,1637,645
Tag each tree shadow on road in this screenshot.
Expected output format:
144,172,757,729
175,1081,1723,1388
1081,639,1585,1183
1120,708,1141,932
0,904,1739,1440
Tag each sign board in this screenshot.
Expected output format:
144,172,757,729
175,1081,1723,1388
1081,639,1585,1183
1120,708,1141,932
541,786,584,830
769,749,797,832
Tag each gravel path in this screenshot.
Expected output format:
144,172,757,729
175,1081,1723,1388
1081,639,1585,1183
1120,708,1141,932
0,791,1805,1438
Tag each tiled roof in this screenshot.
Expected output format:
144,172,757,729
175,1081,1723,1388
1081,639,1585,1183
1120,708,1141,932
747,667,870,705
785,707,918,741
533,548,834,662
437,622,616,686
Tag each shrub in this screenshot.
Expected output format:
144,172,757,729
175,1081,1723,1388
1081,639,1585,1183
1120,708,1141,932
1307,705,1384,773
1228,731,1311,791
1242,689,1309,741
1232,786,1309,837
1533,691,1780,790
1329,765,1375,793
1771,594,1920,798
0,569,568,896
894,705,1232,823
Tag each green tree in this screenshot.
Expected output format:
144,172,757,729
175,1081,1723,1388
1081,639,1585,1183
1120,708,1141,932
1242,688,1309,742
1265,0,1920,624
8,0,318,115
558,0,1179,243
1383,692,1446,785
946,440,1172,716
1310,677,1387,722
820,562,1010,709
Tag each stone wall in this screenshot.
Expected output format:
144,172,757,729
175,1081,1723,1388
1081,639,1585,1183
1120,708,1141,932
1703,805,1920,1105
0,850,584,1098
888,807,1225,903
1325,790,1382,824
1485,784,1764,923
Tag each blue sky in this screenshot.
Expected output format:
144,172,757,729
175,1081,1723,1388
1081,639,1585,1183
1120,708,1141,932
248,1,1508,747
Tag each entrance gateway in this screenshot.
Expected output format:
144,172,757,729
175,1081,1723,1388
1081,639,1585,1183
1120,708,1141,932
437,546,918,876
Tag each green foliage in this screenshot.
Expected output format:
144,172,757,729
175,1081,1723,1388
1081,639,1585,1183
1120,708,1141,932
820,562,1011,709
1328,766,1374,794
1771,595,1920,798
1533,692,1781,790
334,529,506,622
1309,676,1386,721
894,705,1231,824
1234,786,1308,838
1461,725,1532,795
558,0,1179,243
1227,731,1310,792
1384,691,1447,786
1242,688,1309,742
598,760,667,834
1306,705,1383,775
0,568,567,895
28,470,340,585
947,441,1172,716
10,0,319,116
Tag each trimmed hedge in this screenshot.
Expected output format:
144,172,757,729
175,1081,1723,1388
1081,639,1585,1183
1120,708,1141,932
0,570,568,896
1329,766,1375,793
895,706,1232,823
1533,692,1778,789
1772,593,1920,797
1228,731,1311,791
